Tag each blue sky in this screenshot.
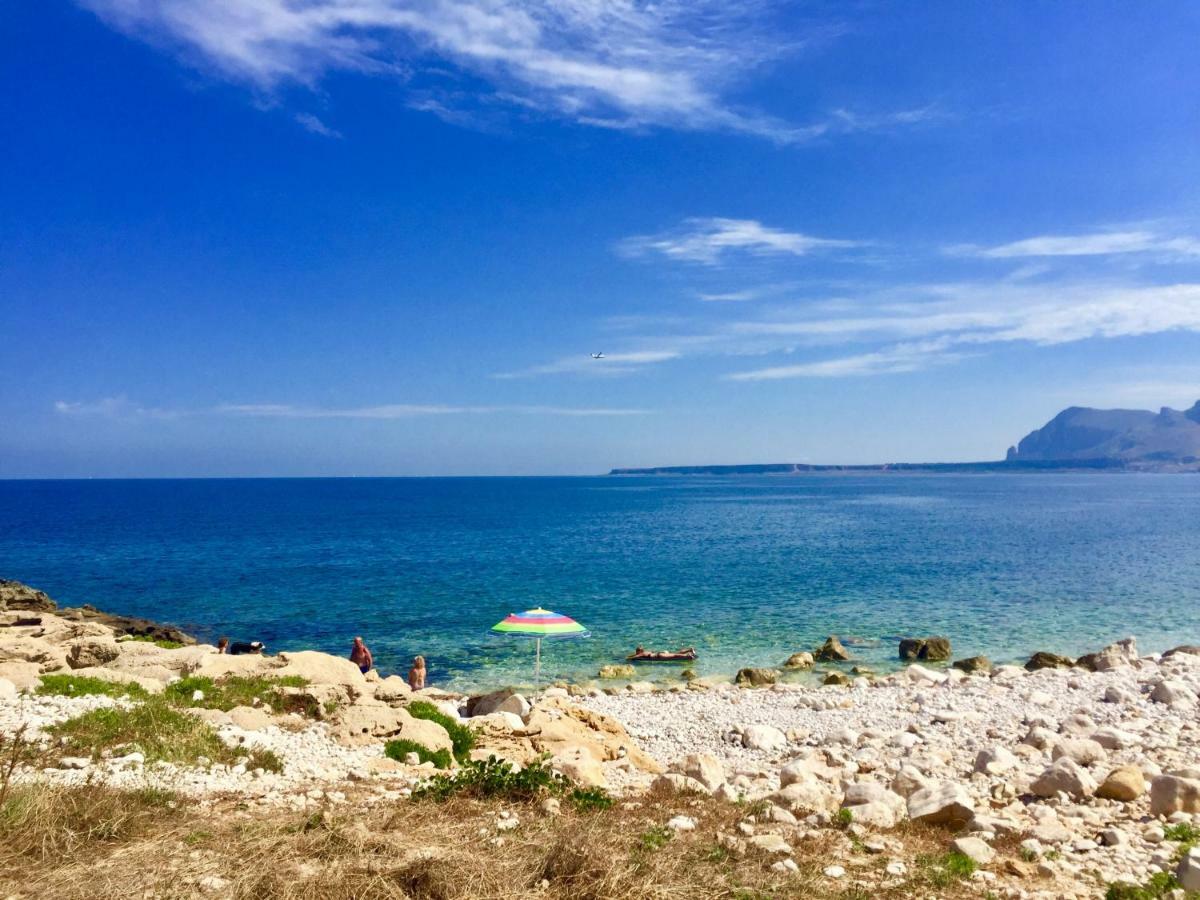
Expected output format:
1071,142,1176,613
3,1,1200,476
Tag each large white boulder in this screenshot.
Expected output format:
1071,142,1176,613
1150,774,1200,816
275,650,366,687
907,782,975,827
672,752,725,791
1030,758,1097,799
741,724,787,752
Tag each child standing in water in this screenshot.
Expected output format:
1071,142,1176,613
407,655,426,690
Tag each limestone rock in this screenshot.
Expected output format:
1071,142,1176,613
57,602,195,645
741,724,787,752
551,746,606,788
772,780,839,814
0,661,41,691
907,782,975,827
1077,637,1138,671
228,705,273,731
891,765,931,799
1051,738,1107,767
275,651,366,687
974,746,1019,776
0,580,57,612
1178,847,1200,892
842,781,905,828
1030,758,1097,799
1151,680,1197,705
898,636,951,662
525,697,660,773
373,675,413,702
952,836,995,865
735,668,778,687
1025,651,1074,671
1096,765,1145,802
66,637,121,669
598,664,636,679
1149,774,1200,816
823,671,851,687
652,773,709,795
814,636,851,662
0,677,16,701
952,655,991,674
673,752,725,791
782,652,814,670
468,688,531,718
748,833,791,855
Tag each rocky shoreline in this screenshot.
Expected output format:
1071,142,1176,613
4,578,1200,899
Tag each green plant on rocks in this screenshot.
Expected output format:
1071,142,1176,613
384,739,452,770
638,825,673,852
405,701,475,762
916,850,976,888
1105,872,1186,900
119,635,185,650
47,698,243,766
37,674,148,700
163,675,315,717
412,754,612,811
567,786,614,813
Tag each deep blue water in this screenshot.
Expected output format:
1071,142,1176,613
2,475,1198,689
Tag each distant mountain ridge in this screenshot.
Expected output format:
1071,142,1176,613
609,399,1200,475
1007,400,1200,464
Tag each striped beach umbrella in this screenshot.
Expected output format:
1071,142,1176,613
491,608,589,683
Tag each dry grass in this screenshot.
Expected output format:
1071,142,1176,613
0,774,1001,900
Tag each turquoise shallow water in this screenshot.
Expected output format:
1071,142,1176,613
2,475,1198,690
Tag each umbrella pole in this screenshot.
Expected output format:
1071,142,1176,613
535,637,542,685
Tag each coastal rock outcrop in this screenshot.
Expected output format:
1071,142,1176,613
897,636,951,662
952,655,991,674
1026,651,1074,671
735,668,778,687
814,636,851,662
0,580,57,613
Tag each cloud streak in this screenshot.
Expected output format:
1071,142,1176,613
492,350,680,379
619,217,861,265
949,229,1200,259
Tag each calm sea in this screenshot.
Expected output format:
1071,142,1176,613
2,475,1198,690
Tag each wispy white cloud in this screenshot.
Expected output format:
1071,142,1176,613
54,396,178,419
492,350,680,379
721,282,1200,380
294,112,342,138
75,1,938,142
949,229,1200,259
726,339,963,380
619,217,861,265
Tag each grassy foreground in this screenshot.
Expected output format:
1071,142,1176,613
0,778,991,900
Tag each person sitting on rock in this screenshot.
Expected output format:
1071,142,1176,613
216,637,229,654
407,655,426,690
350,636,373,674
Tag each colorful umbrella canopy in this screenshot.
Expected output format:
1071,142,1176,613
491,608,589,639
491,608,589,682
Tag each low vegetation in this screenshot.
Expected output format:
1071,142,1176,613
413,754,570,803
405,700,476,762
46,697,243,766
37,674,148,700
384,738,452,770
118,634,186,650
914,850,976,888
163,675,316,717
1105,872,1185,900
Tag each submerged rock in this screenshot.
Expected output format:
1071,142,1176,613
598,664,636,679
735,668,778,687
782,652,814,670
898,636,951,662
814,636,851,662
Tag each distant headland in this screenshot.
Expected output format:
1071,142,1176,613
610,400,1200,475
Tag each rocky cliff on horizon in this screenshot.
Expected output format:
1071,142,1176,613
1007,400,1200,466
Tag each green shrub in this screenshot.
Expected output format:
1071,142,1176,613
639,825,673,851
917,851,977,888
163,675,315,717
833,807,854,828
1105,872,1182,900
568,786,614,812
242,748,284,774
405,701,475,762
414,754,566,803
384,739,452,770
47,698,241,766
119,635,186,650
37,674,148,700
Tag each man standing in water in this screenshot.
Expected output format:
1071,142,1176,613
350,636,373,674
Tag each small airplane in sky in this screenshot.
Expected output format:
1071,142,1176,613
591,352,605,359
